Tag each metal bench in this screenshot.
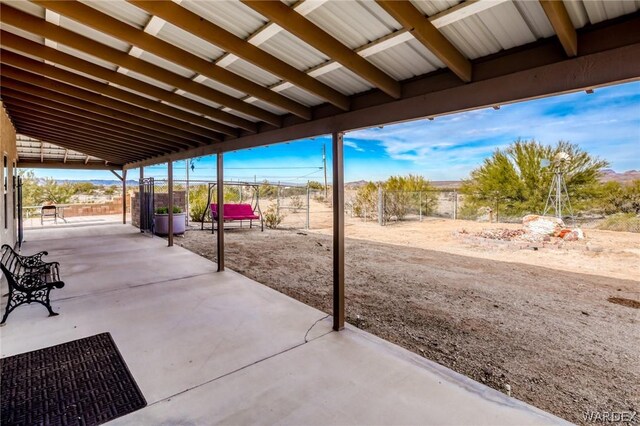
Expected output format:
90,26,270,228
211,203,264,233
0,244,65,325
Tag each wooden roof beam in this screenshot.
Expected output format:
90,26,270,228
0,50,234,138
0,81,200,150
0,31,252,134
15,127,133,163
0,63,223,142
11,118,155,158
0,4,280,126
7,110,167,157
128,1,349,111
242,0,401,99
33,0,312,120
17,160,121,170
376,1,472,82
3,98,195,152
539,0,578,57
0,88,188,151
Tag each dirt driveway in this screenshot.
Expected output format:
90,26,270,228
177,225,639,424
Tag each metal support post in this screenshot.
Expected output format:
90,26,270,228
139,167,144,232
185,160,190,226
217,153,224,272
332,132,345,331
122,169,127,224
168,161,174,247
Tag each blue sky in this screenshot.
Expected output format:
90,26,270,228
34,80,639,183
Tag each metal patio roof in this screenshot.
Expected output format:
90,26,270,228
0,0,638,170
16,135,114,169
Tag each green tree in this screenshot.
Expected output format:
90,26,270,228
19,170,43,206
596,180,640,214
41,178,75,204
72,182,97,195
461,140,608,218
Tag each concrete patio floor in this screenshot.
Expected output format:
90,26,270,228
1,224,567,425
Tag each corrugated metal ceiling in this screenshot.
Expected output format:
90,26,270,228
0,0,637,166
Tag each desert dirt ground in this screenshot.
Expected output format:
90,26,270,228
176,215,639,424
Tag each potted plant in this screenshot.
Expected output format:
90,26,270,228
154,206,186,235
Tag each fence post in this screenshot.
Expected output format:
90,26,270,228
453,190,458,220
306,182,310,230
377,186,383,226
276,182,280,216
419,192,422,222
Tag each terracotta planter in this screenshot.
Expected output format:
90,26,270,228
154,213,186,235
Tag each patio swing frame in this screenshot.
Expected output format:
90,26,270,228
200,181,263,233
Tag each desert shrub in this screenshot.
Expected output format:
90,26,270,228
596,213,640,233
258,180,278,199
263,205,284,229
352,175,437,221
594,180,640,215
308,180,324,190
290,195,304,213
188,185,209,222
352,182,378,218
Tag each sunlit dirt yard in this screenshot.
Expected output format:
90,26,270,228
177,217,639,424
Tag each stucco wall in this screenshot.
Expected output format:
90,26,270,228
0,102,18,248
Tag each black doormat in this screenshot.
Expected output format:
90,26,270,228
1,332,146,426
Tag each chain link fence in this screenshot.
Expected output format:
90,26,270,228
133,178,335,231
348,188,462,225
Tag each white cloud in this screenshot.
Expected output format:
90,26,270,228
343,139,365,152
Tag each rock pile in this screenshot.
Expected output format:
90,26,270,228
467,215,586,244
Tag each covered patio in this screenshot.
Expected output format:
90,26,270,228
1,224,563,424
1,0,639,423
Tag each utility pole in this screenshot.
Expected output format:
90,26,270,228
323,143,328,199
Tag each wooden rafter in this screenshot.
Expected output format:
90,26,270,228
0,51,234,137
539,0,578,57
266,0,506,92
3,99,190,152
0,31,253,133
33,0,311,120
0,64,223,142
128,0,350,111
121,15,640,169
18,160,120,170
16,128,132,163
9,114,163,158
0,4,281,126
242,0,401,99
376,0,472,82
0,81,200,149
12,118,154,159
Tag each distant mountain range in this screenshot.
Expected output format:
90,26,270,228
55,170,638,188
598,169,640,184
56,179,139,186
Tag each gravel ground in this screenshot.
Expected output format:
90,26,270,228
177,227,639,424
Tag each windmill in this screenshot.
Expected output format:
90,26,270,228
542,152,574,220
